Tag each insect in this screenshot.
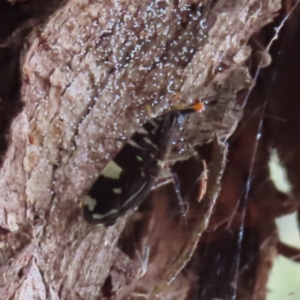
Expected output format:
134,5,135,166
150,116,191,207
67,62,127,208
82,100,205,226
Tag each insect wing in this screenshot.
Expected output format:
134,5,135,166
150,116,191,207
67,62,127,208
83,112,180,226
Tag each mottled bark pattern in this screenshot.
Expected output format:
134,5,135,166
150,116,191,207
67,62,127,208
0,0,281,299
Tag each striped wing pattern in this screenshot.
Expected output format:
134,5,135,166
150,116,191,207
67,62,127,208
83,108,197,226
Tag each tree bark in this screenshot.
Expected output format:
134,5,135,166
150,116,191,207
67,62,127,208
0,0,281,299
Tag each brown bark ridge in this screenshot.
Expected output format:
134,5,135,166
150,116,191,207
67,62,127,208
0,0,280,299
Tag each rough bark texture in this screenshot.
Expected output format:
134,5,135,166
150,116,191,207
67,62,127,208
0,0,289,299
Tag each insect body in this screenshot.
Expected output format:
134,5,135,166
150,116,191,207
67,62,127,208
83,100,205,226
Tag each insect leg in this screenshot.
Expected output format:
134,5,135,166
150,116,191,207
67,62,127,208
171,170,190,218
